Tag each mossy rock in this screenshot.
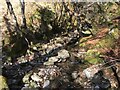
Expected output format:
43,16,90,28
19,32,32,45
86,49,100,56
85,49,103,64
85,56,103,64
0,75,9,90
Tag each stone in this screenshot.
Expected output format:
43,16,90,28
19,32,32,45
44,61,54,66
83,64,101,79
42,44,48,49
23,72,32,83
43,80,50,88
46,46,54,53
48,57,59,62
31,73,42,82
29,80,39,88
55,43,62,47
91,71,111,89
21,86,29,90
44,56,59,65
58,49,70,59
0,75,9,90
72,71,78,79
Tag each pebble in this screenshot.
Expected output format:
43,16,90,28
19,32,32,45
21,86,29,90
48,57,59,62
72,71,78,79
55,43,62,47
31,73,42,82
44,61,54,66
43,80,50,88
58,49,70,59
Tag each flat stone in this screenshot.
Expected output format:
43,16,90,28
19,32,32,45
44,61,54,66
55,43,62,47
83,64,101,79
48,57,59,62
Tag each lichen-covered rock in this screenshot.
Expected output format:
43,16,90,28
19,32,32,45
0,75,9,90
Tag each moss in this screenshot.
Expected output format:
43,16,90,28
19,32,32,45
85,49,103,64
97,34,115,48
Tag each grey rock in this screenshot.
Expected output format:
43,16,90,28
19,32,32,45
21,86,29,90
43,80,50,88
58,49,70,59
83,64,101,79
48,57,59,62
46,46,54,53
55,43,62,47
72,71,78,79
44,61,54,66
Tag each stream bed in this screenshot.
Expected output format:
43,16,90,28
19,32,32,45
2,30,119,90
